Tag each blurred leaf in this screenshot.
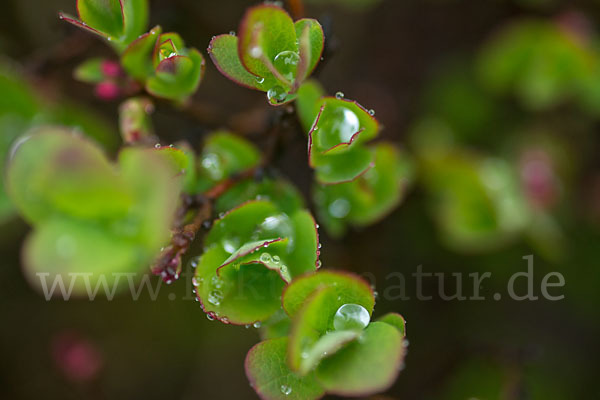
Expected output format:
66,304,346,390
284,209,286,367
7,127,182,296
74,58,105,83
215,177,305,215
478,19,594,111
195,131,261,193
314,142,413,237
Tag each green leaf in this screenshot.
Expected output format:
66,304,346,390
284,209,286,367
121,26,162,80
76,0,125,38
245,337,325,400
307,97,380,184
313,142,414,237
118,97,154,143
6,127,130,223
260,309,292,340
214,178,304,215
311,144,374,185
8,127,182,296
299,329,360,375
145,49,205,101
285,272,375,372
208,34,273,91
283,271,374,317
477,19,593,110
420,145,531,252
74,58,106,83
195,131,261,192
294,19,324,83
315,321,405,396
194,243,288,325
377,312,406,337
296,80,325,133
194,199,319,324
238,4,297,81
309,97,379,153
121,0,148,44
23,217,138,295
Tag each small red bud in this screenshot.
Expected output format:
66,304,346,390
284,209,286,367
95,81,120,101
101,60,122,78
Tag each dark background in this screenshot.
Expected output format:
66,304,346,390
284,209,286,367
1,0,599,399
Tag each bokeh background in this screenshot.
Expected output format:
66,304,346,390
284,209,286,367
1,0,600,399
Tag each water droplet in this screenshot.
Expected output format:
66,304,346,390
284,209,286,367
169,144,174,148
208,290,223,306
316,260,322,268
221,317,229,324
318,243,322,249
368,109,375,116
255,76,265,84
267,85,287,105
253,321,262,328
273,50,299,83
211,275,224,289
207,313,215,321
272,255,281,264
222,238,239,254
250,46,262,58
154,143,161,148
403,340,410,348
259,253,273,263
229,31,236,36
329,198,351,218
192,277,200,287
335,91,344,99
190,256,200,268
245,324,251,329
280,385,292,395
322,106,360,144
333,304,370,331
201,153,223,180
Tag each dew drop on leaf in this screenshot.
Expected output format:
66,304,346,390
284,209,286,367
333,303,370,331
272,255,281,264
253,321,261,328
335,91,344,99
259,252,273,263
280,385,292,395
322,107,360,143
273,51,299,83
267,85,288,105
329,198,351,218
208,290,223,306
201,153,223,180
368,109,375,116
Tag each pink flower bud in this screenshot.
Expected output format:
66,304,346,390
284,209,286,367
101,60,122,78
95,81,121,101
